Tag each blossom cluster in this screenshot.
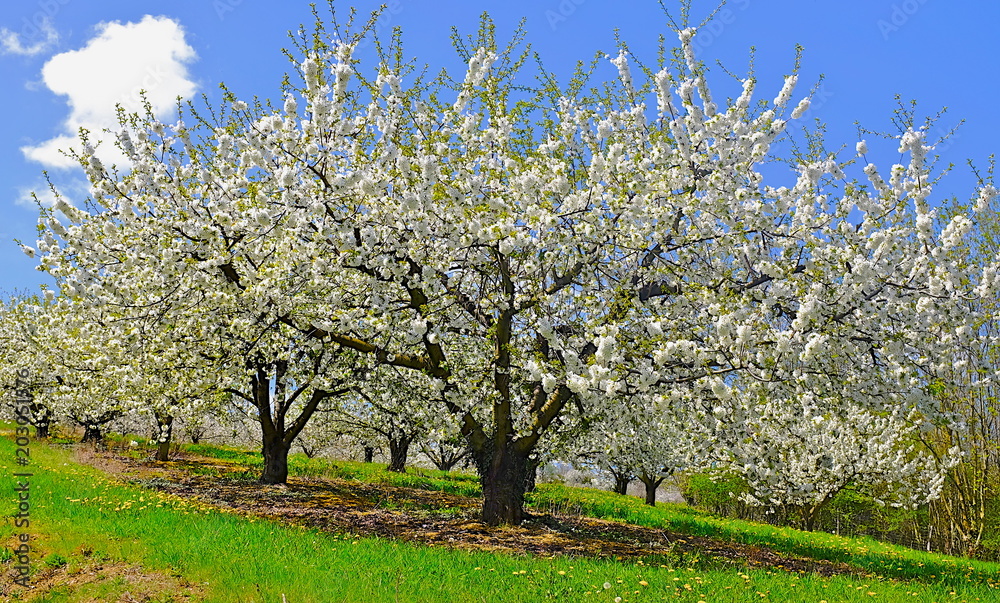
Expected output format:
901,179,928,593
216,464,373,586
8,17,999,512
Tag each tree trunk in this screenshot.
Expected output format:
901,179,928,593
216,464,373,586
524,455,541,493
609,465,633,495
387,435,412,473
154,412,174,462
638,471,665,507
156,438,171,462
801,505,821,532
298,441,317,458
613,474,631,496
476,442,531,526
363,445,376,464
73,410,119,446
81,424,103,444
245,361,338,485
422,441,470,472
644,482,658,506
30,404,51,439
15,399,51,439
186,421,207,444
800,494,835,532
261,434,291,484
429,452,461,472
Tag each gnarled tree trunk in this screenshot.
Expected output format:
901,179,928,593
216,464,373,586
387,433,413,473
236,358,345,485
261,432,292,484
474,440,532,526
72,410,121,446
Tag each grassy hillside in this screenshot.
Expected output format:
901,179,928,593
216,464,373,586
2,435,998,602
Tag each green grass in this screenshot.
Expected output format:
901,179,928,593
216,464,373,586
528,485,1000,590
181,441,483,498
180,439,1000,590
3,436,999,602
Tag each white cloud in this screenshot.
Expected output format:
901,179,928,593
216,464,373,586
14,184,53,210
1,16,60,56
15,178,90,210
21,15,197,169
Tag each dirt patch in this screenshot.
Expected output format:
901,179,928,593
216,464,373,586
1,540,204,602
73,447,856,578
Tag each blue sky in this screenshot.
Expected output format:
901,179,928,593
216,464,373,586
1,0,998,296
